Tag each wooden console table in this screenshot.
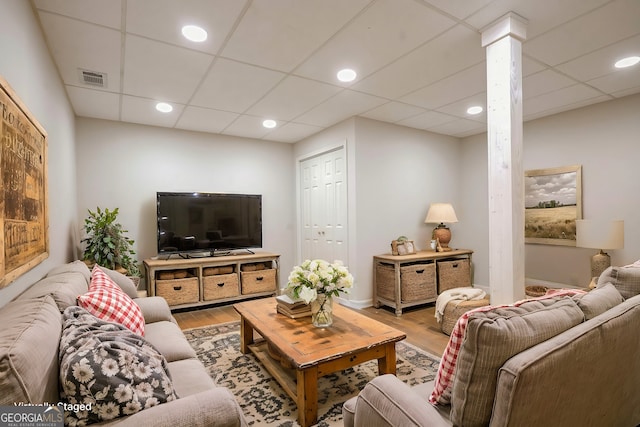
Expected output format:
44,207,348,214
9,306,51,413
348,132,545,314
373,249,473,316
144,251,279,309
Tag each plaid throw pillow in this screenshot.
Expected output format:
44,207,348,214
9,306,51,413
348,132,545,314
78,265,145,336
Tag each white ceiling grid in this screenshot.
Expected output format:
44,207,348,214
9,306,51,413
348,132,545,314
32,0,640,143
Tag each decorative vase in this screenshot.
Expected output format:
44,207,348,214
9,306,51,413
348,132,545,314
311,293,333,327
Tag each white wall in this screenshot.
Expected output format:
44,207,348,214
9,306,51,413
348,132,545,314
294,117,462,305
75,118,296,288
352,118,462,305
0,1,77,306
461,93,640,289
458,136,490,288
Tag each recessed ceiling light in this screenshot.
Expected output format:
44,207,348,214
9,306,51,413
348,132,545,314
614,56,640,69
467,106,483,115
262,119,277,129
181,25,207,42
337,68,357,83
156,102,173,113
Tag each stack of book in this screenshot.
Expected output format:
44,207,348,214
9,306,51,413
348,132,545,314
276,294,312,318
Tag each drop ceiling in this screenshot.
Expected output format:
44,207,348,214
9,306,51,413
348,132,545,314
33,0,640,143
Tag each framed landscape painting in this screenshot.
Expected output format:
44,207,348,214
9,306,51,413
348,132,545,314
525,165,582,246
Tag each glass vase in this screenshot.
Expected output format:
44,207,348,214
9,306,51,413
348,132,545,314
311,293,333,327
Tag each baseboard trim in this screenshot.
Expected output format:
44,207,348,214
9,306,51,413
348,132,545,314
336,296,372,310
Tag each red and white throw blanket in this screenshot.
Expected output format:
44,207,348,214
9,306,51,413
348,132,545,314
429,288,586,405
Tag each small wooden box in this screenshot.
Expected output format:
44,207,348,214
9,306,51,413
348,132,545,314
438,259,471,292
376,263,396,301
241,269,276,294
203,273,240,300
400,263,436,302
156,277,199,306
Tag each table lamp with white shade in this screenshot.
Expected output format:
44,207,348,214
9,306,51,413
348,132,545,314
576,219,624,287
424,203,458,252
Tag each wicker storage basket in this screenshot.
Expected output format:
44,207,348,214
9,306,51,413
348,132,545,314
525,285,549,297
203,273,239,300
156,277,199,306
400,263,436,302
241,269,276,294
437,259,471,293
241,262,267,272
376,263,396,301
441,297,490,335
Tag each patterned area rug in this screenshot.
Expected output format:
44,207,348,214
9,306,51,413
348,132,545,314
184,321,441,427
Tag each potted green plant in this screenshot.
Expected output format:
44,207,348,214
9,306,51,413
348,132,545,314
82,207,140,277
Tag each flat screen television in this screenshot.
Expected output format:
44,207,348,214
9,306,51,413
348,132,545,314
157,192,262,256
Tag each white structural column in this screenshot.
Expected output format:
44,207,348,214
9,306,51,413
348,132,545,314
481,13,527,304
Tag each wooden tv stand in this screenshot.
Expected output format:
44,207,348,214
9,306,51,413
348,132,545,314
144,251,280,309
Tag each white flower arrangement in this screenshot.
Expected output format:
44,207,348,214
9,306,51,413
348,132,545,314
285,259,354,304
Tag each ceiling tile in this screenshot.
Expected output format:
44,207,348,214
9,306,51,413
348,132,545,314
587,66,640,94
38,12,121,91
423,0,494,20
221,0,371,72
126,0,247,55
523,0,640,66
222,114,271,139
400,62,486,109
435,92,487,122
246,76,341,121
190,58,285,113
524,95,612,121
396,110,457,130
360,102,427,123
294,90,387,127
611,86,640,98
33,0,122,29
427,117,486,136
522,56,548,76
455,125,488,138
175,106,239,134
556,34,640,82
523,84,606,117
353,25,483,99
123,35,213,103
66,86,120,121
121,95,185,128
294,0,456,84
523,69,577,99
262,122,325,143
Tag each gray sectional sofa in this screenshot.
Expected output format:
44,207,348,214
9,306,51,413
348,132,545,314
0,260,247,426
343,267,640,427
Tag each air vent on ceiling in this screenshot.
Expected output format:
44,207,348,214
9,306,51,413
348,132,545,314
78,69,107,87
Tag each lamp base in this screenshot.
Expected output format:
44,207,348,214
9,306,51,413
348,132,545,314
433,224,452,252
591,250,611,279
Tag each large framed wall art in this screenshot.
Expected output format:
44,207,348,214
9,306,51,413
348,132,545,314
0,76,49,287
525,164,582,247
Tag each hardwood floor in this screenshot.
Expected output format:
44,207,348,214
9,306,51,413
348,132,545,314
173,300,449,357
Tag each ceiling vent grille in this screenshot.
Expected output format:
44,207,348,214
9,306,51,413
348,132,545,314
79,69,107,87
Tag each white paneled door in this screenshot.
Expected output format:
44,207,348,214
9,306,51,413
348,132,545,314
300,148,348,264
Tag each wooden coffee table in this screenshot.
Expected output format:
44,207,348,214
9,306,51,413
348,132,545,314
234,297,406,427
